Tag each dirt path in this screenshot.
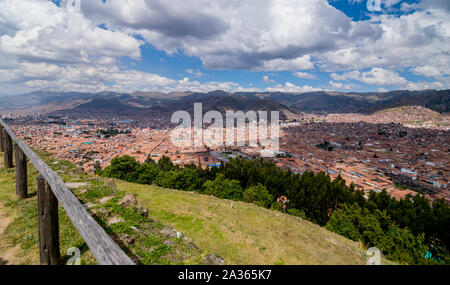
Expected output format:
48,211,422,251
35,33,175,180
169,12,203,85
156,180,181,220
0,205,19,265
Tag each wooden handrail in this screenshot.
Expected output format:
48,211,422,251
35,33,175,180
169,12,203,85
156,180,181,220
0,119,134,265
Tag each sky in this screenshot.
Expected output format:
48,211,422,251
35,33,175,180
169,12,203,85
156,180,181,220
0,0,449,96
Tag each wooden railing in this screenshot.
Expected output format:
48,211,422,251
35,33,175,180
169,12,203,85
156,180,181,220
0,120,134,265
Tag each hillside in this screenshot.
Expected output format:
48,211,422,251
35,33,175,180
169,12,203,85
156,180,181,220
0,152,388,265
1,89,449,116
111,180,377,265
72,98,137,112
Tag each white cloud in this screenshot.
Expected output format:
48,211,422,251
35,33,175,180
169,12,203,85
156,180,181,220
186,69,204,77
293,71,317,80
331,67,446,90
0,0,449,95
265,82,322,93
331,68,408,86
262,75,274,84
328,81,354,90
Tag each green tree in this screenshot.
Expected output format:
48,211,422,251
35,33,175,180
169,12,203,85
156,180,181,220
203,173,243,201
102,156,140,182
243,183,273,208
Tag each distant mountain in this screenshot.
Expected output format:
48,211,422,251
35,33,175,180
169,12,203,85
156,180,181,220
71,98,137,112
0,89,448,116
247,89,450,114
163,91,295,119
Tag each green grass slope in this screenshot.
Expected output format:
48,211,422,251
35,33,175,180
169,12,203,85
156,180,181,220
114,180,378,265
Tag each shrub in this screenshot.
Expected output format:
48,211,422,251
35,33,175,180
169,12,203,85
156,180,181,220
243,184,273,208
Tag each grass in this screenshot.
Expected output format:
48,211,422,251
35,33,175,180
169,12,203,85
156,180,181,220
0,151,205,265
112,179,389,265
0,152,96,265
0,150,394,265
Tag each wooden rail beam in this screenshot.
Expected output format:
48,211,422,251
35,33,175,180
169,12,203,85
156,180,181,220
14,143,28,198
3,129,13,168
37,175,60,265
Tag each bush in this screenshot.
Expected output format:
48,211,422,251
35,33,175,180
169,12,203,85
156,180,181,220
102,156,140,182
203,174,243,201
243,184,273,208
287,208,308,220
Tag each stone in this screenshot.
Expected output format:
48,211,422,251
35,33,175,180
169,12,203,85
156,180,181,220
202,254,225,265
163,240,175,247
99,196,114,204
105,179,117,189
66,182,88,190
160,226,177,238
107,217,125,226
188,242,199,250
83,202,97,210
136,206,149,218
119,194,138,207
118,234,136,246
98,208,110,217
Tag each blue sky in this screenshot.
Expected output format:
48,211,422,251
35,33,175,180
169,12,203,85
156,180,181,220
0,0,448,95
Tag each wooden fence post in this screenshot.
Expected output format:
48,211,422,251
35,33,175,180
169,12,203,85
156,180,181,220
37,175,60,265
3,129,13,168
14,143,27,198
0,125,4,152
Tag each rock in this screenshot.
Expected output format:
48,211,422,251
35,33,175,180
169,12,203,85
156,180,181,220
66,182,88,190
83,202,97,210
118,234,136,246
105,179,117,189
202,254,225,265
97,208,110,217
119,194,138,207
107,217,125,226
99,196,114,204
188,242,199,250
163,240,175,247
160,226,177,238
136,206,149,218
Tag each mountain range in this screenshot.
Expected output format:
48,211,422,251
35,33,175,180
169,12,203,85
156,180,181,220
0,89,448,117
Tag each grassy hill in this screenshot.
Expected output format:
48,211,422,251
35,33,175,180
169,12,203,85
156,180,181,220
112,180,379,265
0,151,393,265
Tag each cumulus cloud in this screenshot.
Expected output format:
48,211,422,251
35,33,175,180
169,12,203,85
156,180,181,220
0,0,449,95
293,71,318,80
331,67,445,90
331,68,408,86
265,82,322,93
0,0,141,63
262,75,274,84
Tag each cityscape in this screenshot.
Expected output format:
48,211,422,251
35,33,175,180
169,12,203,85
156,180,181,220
0,0,449,276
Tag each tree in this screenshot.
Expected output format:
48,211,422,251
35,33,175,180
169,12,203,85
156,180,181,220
243,183,273,208
102,155,140,182
158,156,174,171
203,174,243,201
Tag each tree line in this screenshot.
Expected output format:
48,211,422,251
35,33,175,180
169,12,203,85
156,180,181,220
98,155,450,264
